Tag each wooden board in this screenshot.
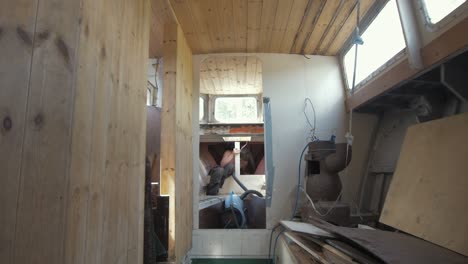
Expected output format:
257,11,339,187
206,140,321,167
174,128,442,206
284,232,357,264
281,220,336,238
0,1,39,262
380,113,468,257
0,0,149,263
308,217,468,264
148,0,377,55
161,22,194,262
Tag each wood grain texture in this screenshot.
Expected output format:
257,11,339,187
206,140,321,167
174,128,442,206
0,1,39,262
199,56,262,95
0,0,149,263
380,113,468,257
161,23,194,262
149,0,176,57
149,0,377,55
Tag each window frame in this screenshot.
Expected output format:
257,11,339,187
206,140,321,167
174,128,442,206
210,94,263,124
418,0,468,31
199,94,209,124
339,0,407,91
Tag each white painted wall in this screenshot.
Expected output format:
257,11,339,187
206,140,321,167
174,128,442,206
190,53,350,258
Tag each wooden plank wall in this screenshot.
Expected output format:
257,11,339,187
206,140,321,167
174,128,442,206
161,23,194,262
0,0,150,263
380,113,468,257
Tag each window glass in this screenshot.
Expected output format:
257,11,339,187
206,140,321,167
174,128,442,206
343,0,406,88
199,97,204,121
146,88,152,106
214,97,258,123
422,0,465,24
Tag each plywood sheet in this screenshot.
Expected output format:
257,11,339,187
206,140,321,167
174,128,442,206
308,217,468,264
281,221,335,238
380,113,468,257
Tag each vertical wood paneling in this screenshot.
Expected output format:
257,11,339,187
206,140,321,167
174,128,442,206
0,1,38,262
0,0,149,264
175,25,193,262
161,23,178,259
161,22,193,263
13,0,81,262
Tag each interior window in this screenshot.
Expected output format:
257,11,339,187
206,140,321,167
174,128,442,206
422,0,466,24
199,97,204,121
214,97,258,123
343,0,406,88
146,87,152,106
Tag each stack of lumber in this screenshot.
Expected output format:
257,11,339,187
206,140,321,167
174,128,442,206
277,219,468,264
278,221,381,264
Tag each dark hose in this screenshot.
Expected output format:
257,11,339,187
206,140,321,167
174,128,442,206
231,173,264,199
231,173,249,192
240,189,264,200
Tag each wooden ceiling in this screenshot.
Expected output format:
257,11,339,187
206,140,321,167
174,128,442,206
150,0,376,57
200,56,262,95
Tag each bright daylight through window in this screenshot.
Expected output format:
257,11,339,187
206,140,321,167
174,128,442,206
214,97,258,123
422,0,466,24
199,97,204,121
343,0,405,88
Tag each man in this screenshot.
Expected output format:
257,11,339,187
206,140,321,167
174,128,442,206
205,145,253,195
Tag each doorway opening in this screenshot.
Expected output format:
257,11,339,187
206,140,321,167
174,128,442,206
198,56,266,229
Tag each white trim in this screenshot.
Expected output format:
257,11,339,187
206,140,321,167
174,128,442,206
418,0,468,31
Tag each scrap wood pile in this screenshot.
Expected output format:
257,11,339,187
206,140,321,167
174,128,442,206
278,218,468,264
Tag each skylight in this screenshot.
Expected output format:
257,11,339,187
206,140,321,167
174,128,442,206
343,0,406,89
422,0,466,24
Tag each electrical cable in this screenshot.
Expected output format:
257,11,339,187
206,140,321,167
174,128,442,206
230,173,249,192
240,142,248,150
304,98,317,141
268,224,282,263
291,143,310,220
272,229,286,264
